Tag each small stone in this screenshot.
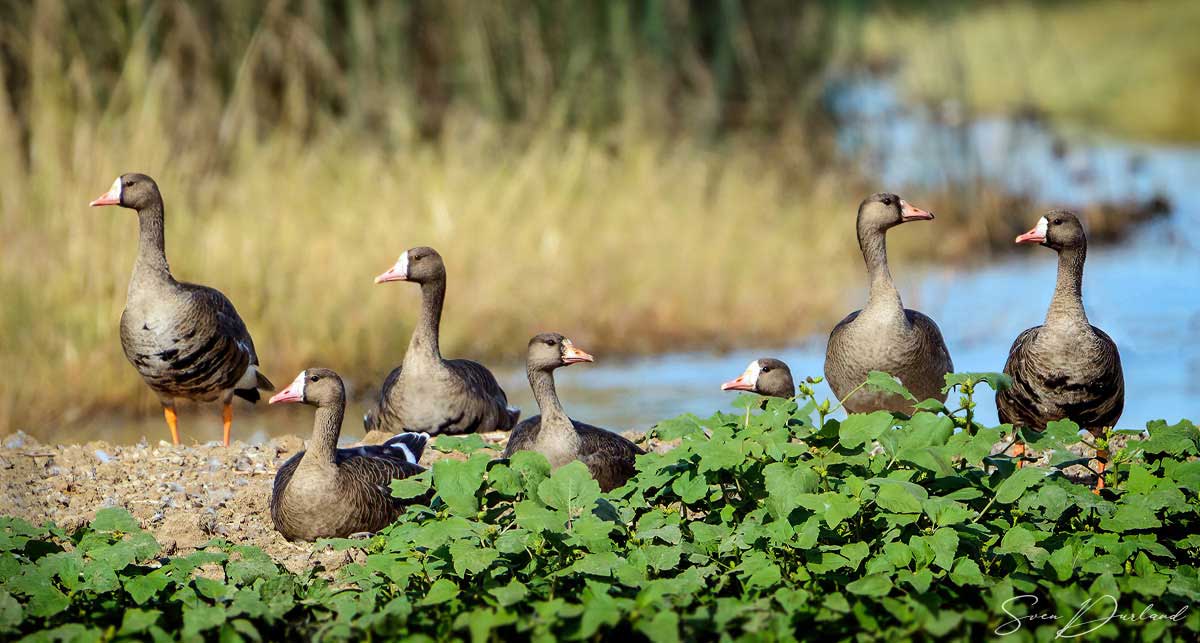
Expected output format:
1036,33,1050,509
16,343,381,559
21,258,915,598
94,450,113,464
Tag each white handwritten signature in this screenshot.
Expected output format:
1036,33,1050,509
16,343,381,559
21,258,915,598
997,595,1190,638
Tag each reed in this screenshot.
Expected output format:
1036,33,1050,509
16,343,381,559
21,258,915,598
861,0,1200,143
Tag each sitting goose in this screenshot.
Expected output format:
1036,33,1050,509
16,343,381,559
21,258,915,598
89,174,273,446
269,368,429,541
504,333,644,492
721,358,796,398
824,193,953,413
365,247,519,435
997,211,1123,492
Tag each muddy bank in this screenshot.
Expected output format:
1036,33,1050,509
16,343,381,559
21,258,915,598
0,429,1121,574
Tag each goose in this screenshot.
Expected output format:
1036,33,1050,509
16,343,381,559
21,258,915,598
504,333,644,492
824,193,954,413
721,358,796,398
89,174,273,446
997,211,1123,492
269,368,429,541
365,247,519,436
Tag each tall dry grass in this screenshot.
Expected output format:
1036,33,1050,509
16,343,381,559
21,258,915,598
1,1,890,432
861,0,1200,143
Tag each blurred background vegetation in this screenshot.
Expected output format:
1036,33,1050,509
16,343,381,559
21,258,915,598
1,0,1195,433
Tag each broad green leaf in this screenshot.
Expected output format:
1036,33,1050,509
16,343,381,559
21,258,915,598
929,528,959,570
873,481,926,514
182,604,226,636
846,573,893,597
577,584,621,638
432,454,491,515
448,540,498,576
839,411,894,448
948,558,984,586
390,470,432,500
118,608,161,636
797,493,861,529
418,579,459,606
637,610,680,643
91,507,140,533
865,371,916,401
0,591,22,633
993,466,1046,504
489,581,528,607
537,461,601,519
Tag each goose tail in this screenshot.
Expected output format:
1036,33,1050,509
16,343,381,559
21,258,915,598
384,432,431,464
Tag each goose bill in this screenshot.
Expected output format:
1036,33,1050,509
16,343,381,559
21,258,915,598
89,177,122,207
374,251,409,283
269,371,307,404
899,200,934,221
561,341,594,365
721,361,760,392
1015,217,1048,244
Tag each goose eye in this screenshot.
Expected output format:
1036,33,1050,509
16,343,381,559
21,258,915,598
881,196,892,206
309,375,319,382
123,181,134,188
761,366,770,373
545,340,556,346
1053,218,1063,225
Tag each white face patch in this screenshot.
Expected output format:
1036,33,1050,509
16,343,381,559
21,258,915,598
106,177,123,202
393,250,409,279
288,370,307,401
1035,217,1048,237
740,360,762,387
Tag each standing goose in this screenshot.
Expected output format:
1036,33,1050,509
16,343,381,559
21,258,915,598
997,211,1123,492
824,193,953,413
365,247,518,435
89,174,273,446
504,333,644,492
269,369,429,541
721,358,796,398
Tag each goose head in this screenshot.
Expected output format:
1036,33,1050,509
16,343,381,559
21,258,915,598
375,246,446,285
1015,210,1086,251
721,358,795,398
857,192,934,234
269,368,344,407
527,332,594,372
89,173,161,210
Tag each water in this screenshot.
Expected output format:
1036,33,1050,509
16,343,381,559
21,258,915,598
58,78,1200,445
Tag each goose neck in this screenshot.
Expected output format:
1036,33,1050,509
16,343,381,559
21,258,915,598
132,203,172,285
1045,246,1089,327
529,367,571,431
859,227,904,315
302,402,345,467
407,278,445,361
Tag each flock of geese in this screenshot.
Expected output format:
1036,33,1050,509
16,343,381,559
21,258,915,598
89,175,1124,541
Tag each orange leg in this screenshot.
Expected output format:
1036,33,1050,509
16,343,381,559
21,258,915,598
163,406,180,446
222,402,233,447
1093,449,1108,494
1012,441,1026,469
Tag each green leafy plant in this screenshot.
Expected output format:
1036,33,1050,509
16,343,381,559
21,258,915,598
3,376,1197,641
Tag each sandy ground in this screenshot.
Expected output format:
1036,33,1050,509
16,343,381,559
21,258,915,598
0,430,670,574
0,429,1118,574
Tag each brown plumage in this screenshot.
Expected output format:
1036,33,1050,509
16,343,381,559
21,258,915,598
721,358,796,398
364,247,518,435
824,193,954,413
269,368,429,541
503,333,644,492
89,173,273,446
997,211,1124,491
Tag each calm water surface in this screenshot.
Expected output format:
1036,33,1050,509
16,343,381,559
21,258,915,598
51,79,1200,445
